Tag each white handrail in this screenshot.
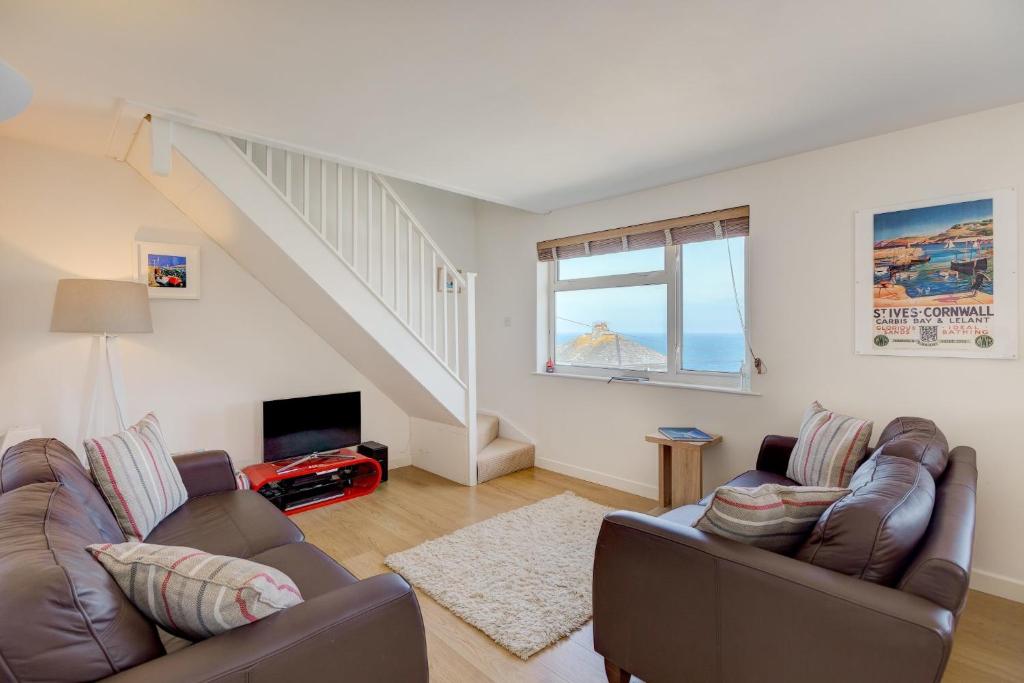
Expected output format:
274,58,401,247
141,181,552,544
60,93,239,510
227,135,470,385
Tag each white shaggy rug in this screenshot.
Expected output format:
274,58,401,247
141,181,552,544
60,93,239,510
384,492,613,659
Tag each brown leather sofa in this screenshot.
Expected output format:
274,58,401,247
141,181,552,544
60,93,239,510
594,417,976,683
0,438,429,683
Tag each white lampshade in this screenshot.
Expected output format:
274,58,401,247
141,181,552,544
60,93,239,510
0,60,32,122
51,279,153,334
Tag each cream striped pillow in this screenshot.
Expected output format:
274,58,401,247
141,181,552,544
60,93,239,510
786,401,873,488
87,542,303,640
84,413,188,541
694,484,850,554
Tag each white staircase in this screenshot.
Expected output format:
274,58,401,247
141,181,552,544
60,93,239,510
476,413,535,483
122,116,478,484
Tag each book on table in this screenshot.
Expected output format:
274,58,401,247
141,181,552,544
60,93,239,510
658,427,714,442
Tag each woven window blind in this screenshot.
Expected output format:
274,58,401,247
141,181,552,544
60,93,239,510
536,206,749,262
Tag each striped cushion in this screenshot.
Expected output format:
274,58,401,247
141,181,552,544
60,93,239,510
694,484,850,554
87,542,303,640
84,413,188,541
786,401,873,488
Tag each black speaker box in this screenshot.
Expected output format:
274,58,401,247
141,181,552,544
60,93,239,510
357,441,388,482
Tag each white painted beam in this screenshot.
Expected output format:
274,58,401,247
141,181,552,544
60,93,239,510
150,117,174,176
104,99,149,161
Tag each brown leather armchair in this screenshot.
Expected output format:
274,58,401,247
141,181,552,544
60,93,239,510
594,421,977,683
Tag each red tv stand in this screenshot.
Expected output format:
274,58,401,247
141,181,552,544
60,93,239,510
243,451,381,516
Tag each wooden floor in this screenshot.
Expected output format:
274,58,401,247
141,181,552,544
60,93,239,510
294,466,1024,683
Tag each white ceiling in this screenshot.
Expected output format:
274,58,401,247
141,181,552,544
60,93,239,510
2,1,1024,212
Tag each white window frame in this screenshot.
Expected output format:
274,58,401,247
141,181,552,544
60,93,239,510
544,239,750,391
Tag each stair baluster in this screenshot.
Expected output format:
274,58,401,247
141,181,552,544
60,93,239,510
229,135,470,387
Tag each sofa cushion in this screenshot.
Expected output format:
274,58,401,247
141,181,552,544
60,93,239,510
796,454,935,585
0,483,162,681
0,437,124,542
146,490,303,558
84,413,189,540
249,541,358,599
698,469,797,505
88,541,304,641
874,416,949,479
1,437,79,492
694,484,851,554
787,401,873,488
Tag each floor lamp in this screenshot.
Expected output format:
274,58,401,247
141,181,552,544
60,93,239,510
51,279,153,442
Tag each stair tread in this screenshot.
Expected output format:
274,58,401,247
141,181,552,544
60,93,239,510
478,437,534,460
477,437,535,483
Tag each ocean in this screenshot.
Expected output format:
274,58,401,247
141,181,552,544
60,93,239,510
874,241,993,298
555,331,745,373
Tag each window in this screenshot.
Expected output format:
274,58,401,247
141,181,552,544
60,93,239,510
557,247,665,280
539,208,750,389
681,238,746,374
555,282,669,372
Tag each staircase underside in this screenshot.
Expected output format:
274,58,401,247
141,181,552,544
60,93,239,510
127,122,467,426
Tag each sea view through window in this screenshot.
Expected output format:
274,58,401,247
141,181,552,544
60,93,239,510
553,239,746,375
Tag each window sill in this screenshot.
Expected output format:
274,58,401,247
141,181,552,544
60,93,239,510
530,371,760,396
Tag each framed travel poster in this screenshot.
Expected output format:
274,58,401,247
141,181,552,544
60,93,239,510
854,189,1017,359
136,241,201,299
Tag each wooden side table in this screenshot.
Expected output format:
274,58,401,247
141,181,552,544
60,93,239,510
645,433,722,514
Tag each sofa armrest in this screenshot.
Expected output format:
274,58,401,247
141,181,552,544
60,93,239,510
754,434,797,476
172,450,238,499
102,573,428,683
594,511,954,683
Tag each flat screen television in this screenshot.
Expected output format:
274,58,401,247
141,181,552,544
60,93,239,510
262,391,361,462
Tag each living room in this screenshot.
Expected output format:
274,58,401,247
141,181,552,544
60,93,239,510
1,2,1022,682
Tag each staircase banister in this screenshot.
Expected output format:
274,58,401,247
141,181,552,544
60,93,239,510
374,174,466,287
218,130,471,388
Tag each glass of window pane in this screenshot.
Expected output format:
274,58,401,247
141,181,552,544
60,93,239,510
555,284,667,372
557,247,664,280
681,237,746,373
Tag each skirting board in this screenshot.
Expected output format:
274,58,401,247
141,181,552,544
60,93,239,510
390,455,412,469
535,456,658,501
971,569,1024,604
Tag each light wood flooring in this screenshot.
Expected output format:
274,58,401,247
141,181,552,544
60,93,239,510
293,466,1024,683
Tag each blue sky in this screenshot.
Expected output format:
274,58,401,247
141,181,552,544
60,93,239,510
555,239,745,335
558,247,664,280
148,253,187,267
556,285,667,335
874,199,992,241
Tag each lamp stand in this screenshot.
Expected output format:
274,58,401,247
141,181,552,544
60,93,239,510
79,335,129,451
105,334,128,430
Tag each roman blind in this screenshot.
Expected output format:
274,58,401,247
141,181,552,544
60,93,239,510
536,205,749,262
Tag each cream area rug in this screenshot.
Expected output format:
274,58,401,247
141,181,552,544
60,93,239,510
384,492,613,659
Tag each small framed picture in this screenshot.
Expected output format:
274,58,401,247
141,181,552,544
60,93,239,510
436,266,462,294
136,241,201,299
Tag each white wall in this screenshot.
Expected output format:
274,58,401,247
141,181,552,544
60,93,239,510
0,137,411,469
387,175,478,272
475,101,1024,601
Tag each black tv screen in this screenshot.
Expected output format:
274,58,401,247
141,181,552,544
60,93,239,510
262,392,361,462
